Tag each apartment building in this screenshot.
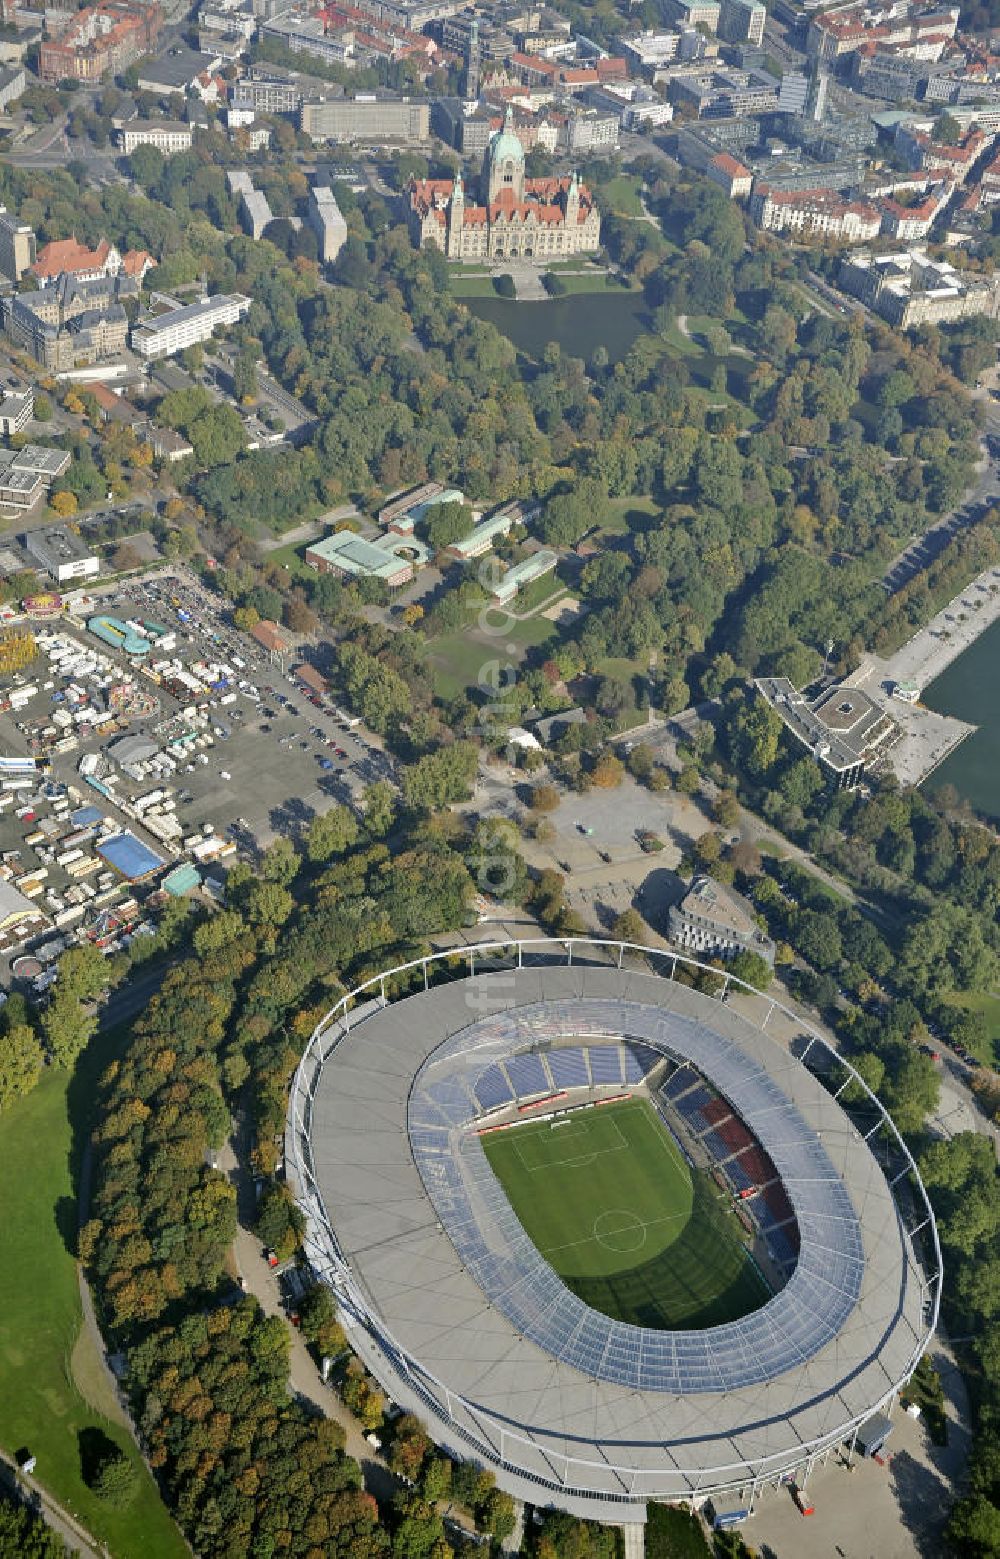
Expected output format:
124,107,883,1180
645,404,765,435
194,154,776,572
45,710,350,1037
39,0,163,84
231,75,301,114
807,2,958,63
751,184,882,241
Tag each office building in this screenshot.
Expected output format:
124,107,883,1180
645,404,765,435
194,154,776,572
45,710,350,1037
308,186,348,262
232,75,300,114
0,385,32,436
621,31,682,77
668,875,776,965
719,0,765,46
755,676,899,788
0,205,35,282
131,293,251,359
839,247,1000,326
117,120,194,155
2,274,135,371
299,95,430,143
227,171,273,239
668,65,779,118
666,0,720,28
23,523,99,581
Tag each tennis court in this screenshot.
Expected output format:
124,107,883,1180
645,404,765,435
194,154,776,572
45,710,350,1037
481,1099,770,1330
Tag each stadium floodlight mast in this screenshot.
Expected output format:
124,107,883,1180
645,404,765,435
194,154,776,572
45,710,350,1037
285,938,942,1526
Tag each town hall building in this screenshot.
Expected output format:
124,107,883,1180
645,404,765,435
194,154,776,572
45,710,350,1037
408,110,601,261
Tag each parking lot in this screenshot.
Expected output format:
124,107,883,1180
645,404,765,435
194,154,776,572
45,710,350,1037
96,570,395,841
0,558,401,998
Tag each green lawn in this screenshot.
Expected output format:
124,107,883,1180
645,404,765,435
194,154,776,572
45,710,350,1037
265,539,311,581
546,272,629,295
0,1062,186,1558
601,495,662,536
481,1100,770,1329
450,275,502,298
597,175,645,219
428,613,558,699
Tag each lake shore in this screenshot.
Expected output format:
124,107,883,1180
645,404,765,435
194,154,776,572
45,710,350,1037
849,562,1000,787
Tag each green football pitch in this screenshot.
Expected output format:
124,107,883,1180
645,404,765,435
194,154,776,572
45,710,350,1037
480,1099,771,1330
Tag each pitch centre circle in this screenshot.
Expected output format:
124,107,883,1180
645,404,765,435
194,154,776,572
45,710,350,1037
593,1208,647,1253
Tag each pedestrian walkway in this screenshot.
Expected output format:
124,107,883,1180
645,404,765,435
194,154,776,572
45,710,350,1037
0,1449,104,1558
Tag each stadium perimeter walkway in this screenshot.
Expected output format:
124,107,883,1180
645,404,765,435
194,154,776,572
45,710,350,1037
745,1336,970,1559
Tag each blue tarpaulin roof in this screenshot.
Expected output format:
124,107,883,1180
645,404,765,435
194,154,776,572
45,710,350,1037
96,831,164,881
70,805,104,827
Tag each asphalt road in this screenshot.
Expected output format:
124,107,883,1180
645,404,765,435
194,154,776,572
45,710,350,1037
882,406,1000,594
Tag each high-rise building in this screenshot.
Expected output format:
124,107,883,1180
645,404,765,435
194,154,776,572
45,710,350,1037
308,186,348,262
719,0,765,46
0,206,35,283
807,63,828,122
466,16,480,101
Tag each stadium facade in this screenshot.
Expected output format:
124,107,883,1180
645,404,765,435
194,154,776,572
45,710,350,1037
285,940,941,1527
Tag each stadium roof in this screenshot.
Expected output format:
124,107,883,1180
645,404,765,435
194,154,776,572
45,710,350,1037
291,956,935,1518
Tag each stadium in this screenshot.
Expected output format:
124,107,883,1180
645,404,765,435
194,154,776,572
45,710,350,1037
285,939,941,1527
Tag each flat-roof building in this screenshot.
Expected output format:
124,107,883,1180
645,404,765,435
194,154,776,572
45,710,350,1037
756,676,900,787
839,247,1000,326
490,548,557,602
0,386,33,437
227,171,273,239
23,523,99,582
308,185,348,262
719,0,765,46
668,873,775,965
305,529,429,585
0,206,35,283
0,445,70,510
299,95,430,144
665,0,720,31
131,293,251,360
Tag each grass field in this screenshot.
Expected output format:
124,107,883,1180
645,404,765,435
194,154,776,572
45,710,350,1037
481,1100,770,1330
0,1051,186,1557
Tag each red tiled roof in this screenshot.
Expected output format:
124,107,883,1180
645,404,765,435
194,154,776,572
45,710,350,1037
32,236,113,280
121,248,155,277
711,152,751,177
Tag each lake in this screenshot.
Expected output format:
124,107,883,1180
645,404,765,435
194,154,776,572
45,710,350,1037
466,292,651,364
921,614,1000,820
